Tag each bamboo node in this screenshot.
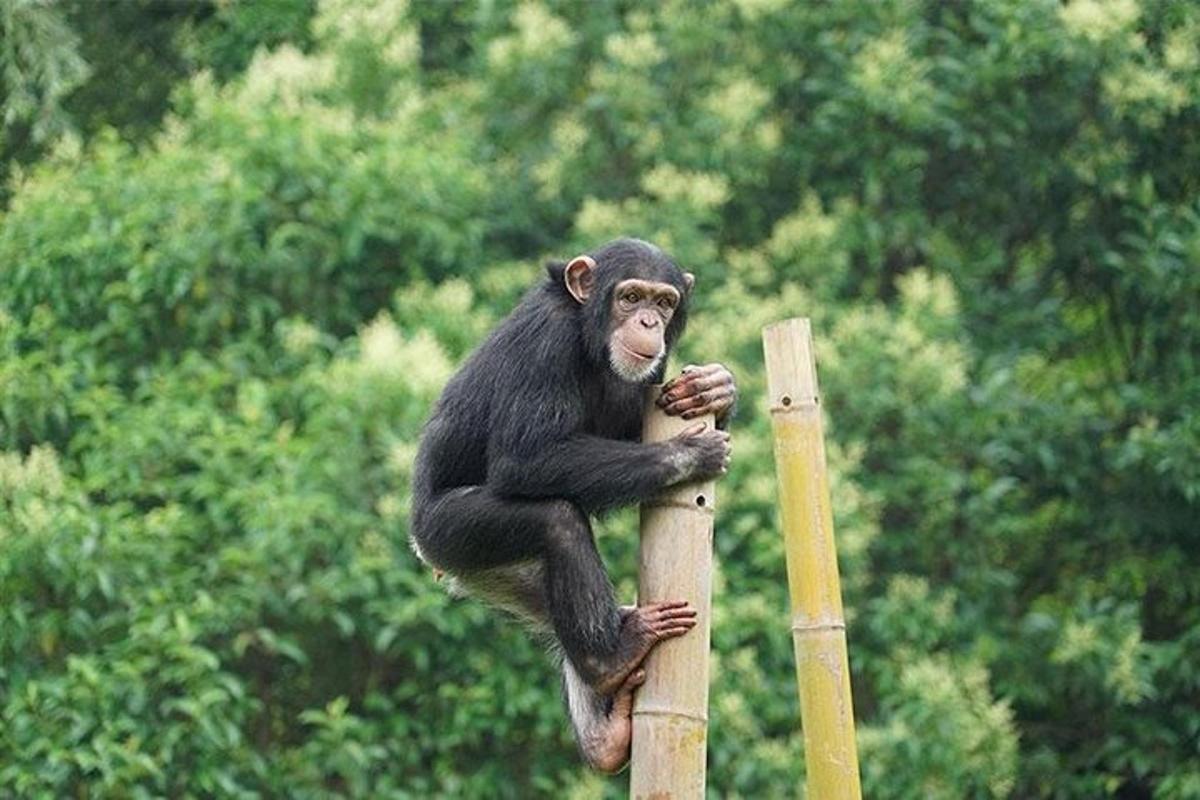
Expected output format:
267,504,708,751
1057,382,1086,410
631,706,709,724
643,498,715,515
790,620,847,633
768,400,819,414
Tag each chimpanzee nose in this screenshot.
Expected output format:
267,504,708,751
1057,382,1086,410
638,312,658,329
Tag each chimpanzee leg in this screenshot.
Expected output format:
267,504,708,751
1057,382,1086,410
413,486,550,571
543,503,697,693
540,501,622,667
563,654,647,773
448,559,550,632
415,487,622,658
413,486,696,694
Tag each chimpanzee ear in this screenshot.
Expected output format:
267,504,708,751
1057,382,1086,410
683,272,696,294
564,255,597,304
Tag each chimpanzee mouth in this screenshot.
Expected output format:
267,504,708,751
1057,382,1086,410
610,340,663,382
618,340,660,361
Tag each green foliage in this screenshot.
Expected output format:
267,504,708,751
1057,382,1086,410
860,654,1017,800
2,0,1198,796
1,0,321,206
0,60,487,395
0,0,89,145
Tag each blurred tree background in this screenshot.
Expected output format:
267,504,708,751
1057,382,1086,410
1,0,1198,796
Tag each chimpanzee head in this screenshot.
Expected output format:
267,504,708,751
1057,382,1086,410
549,238,694,382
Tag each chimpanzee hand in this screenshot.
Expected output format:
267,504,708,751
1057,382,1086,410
658,363,737,424
673,422,732,480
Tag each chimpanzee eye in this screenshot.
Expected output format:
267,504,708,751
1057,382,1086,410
658,297,675,310
624,291,641,304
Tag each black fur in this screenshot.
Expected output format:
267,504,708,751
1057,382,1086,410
410,238,697,679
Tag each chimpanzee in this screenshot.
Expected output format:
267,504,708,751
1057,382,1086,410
410,238,736,772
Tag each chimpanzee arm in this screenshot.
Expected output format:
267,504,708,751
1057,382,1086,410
489,435,691,514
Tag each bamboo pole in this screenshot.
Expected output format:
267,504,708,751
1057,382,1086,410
762,318,862,800
629,388,715,800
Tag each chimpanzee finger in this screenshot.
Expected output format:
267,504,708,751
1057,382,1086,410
663,391,709,416
612,669,647,715
647,599,691,609
661,363,720,396
658,616,698,630
650,614,698,633
678,401,719,419
689,372,732,396
660,372,727,407
689,363,730,381
673,362,722,384
658,376,689,403
666,382,735,415
690,400,733,421
646,604,698,620
661,370,689,394
654,606,699,620
664,395,706,417
677,387,736,419
665,367,730,404
660,623,696,638
677,422,707,438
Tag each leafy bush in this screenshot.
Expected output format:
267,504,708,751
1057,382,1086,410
2,0,1198,796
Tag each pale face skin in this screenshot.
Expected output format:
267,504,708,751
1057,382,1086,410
607,278,680,382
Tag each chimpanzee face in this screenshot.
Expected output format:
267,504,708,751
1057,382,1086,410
605,278,680,381
559,239,694,383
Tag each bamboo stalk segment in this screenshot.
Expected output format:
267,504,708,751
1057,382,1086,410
629,388,715,800
762,318,862,800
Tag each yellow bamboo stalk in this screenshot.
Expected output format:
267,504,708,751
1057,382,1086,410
629,389,715,800
762,318,862,800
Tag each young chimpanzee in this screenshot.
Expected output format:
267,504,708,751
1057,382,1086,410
410,238,736,772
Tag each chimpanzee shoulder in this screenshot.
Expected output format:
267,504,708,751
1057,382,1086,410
413,276,585,493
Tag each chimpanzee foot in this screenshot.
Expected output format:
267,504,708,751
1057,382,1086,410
585,668,647,774
593,600,696,696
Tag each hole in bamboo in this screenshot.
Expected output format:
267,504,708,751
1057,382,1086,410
781,395,792,406
696,494,706,507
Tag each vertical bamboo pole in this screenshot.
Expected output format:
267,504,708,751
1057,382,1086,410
629,388,715,800
762,318,862,800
